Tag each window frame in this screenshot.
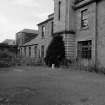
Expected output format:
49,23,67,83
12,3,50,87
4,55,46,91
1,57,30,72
81,9,88,29
42,26,46,38
34,44,38,57
41,45,44,58
77,40,92,59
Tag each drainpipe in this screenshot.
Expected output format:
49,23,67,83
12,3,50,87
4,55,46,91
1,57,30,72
95,1,98,71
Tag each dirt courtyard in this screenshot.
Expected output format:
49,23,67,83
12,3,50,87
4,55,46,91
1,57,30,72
0,66,105,105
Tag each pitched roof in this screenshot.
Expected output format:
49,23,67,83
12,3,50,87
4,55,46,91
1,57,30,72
21,35,41,46
17,29,38,34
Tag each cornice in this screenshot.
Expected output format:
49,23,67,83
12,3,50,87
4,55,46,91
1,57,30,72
53,30,76,35
73,0,95,10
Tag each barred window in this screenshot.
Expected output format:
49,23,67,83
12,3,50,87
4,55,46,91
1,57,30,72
78,40,92,59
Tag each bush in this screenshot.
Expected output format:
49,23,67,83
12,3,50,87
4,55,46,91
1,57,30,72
0,51,15,68
45,35,65,67
0,58,12,67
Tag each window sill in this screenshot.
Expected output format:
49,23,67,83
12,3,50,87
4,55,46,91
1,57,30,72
80,26,89,31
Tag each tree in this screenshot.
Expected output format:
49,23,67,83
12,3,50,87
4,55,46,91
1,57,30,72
45,35,65,67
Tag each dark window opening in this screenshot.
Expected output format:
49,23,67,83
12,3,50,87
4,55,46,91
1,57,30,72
78,40,92,59
41,45,44,58
51,21,54,36
58,1,61,21
24,47,26,56
34,45,38,57
42,26,45,38
29,47,31,57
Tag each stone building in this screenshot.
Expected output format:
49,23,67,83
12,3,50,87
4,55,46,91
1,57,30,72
19,14,54,63
16,29,38,46
53,0,94,66
17,0,105,68
53,0,76,61
52,0,105,69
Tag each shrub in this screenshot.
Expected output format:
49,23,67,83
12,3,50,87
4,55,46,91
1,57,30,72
0,51,15,68
45,35,65,67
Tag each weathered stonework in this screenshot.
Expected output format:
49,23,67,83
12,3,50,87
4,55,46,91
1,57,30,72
75,2,96,66
54,0,76,60
97,0,105,68
19,16,54,64
18,0,105,69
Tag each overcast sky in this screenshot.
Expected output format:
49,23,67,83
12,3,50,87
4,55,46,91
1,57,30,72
0,0,54,42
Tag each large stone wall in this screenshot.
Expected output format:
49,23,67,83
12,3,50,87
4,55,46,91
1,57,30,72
19,0,105,68
54,0,76,60
54,0,75,33
38,19,53,58
75,2,96,66
63,33,76,60
20,18,53,63
97,0,105,68
54,0,66,33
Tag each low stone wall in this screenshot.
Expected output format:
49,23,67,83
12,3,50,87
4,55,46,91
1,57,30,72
15,57,44,66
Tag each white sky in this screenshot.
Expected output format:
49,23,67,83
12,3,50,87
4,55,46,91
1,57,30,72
0,0,54,42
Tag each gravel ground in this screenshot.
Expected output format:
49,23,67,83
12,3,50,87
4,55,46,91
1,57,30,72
0,66,105,105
